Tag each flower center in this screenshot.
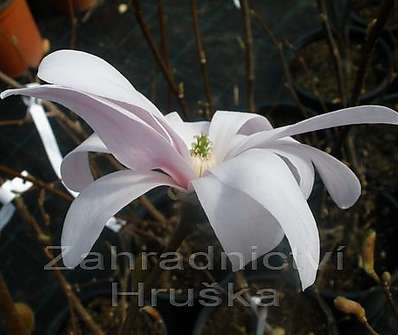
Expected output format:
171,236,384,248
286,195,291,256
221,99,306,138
190,134,215,177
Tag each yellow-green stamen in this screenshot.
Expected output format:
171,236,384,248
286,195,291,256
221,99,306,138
190,134,212,159
190,134,215,177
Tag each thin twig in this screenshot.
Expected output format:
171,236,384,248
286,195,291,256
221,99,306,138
68,0,77,49
0,165,73,202
157,0,172,73
360,319,380,335
0,111,58,127
131,0,189,118
350,0,394,105
14,197,105,335
382,283,398,320
0,70,86,139
38,189,51,226
316,0,347,106
191,0,214,118
157,0,173,110
251,10,309,118
239,0,255,113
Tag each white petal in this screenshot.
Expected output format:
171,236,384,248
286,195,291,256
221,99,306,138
62,170,180,267
210,150,320,290
192,174,285,271
2,85,195,187
231,105,398,156
267,141,361,209
61,133,110,192
37,50,163,117
208,110,273,161
164,112,210,149
273,149,315,199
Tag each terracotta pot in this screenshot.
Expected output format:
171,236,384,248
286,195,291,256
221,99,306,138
55,0,97,13
0,0,44,77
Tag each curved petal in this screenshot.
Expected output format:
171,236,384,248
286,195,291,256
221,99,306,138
37,50,163,118
231,106,398,156
62,170,180,267
273,150,315,199
2,85,195,187
266,141,361,209
208,111,273,162
192,174,285,271
165,112,210,147
61,133,110,192
36,50,193,158
210,150,320,290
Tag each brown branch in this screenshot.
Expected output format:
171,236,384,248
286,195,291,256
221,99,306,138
191,0,214,118
14,197,105,335
0,274,29,335
68,0,77,49
131,0,189,118
0,70,86,139
316,0,347,106
350,0,394,105
239,0,255,113
0,111,58,127
157,0,173,110
0,165,73,202
157,0,172,75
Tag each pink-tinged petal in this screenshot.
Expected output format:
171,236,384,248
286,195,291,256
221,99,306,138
266,141,361,209
230,105,398,156
208,111,273,161
165,112,210,147
210,150,320,290
2,85,195,187
110,102,192,160
61,133,110,192
38,50,191,156
37,50,163,118
62,170,180,268
192,174,284,271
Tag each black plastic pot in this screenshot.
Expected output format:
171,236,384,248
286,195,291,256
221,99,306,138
289,27,394,111
193,272,338,335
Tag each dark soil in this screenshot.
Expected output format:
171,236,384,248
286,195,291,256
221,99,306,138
291,38,388,103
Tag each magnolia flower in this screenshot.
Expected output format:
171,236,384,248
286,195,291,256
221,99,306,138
2,50,398,290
